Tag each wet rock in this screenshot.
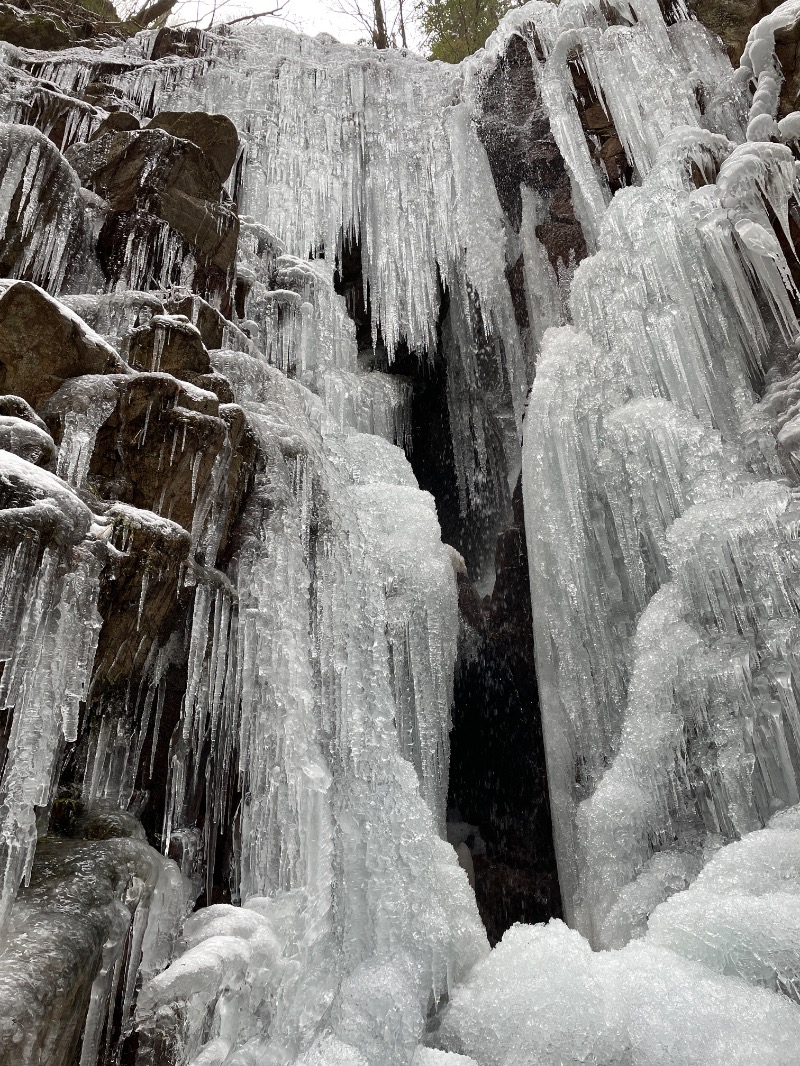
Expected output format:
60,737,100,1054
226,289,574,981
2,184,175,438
0,417,56,467
94,502,192,686
91,111,140,139
477,35,567,225
127,315,211,376
0,449,92,547
150,25,208,60
690,0,784,65
449,478,561,944
146,111,239,184
535,221,588,274
0,821,183,1066
0,124,92,294
66,124,239,311
0,281,129,411
165,292,226,349
476,32,588,300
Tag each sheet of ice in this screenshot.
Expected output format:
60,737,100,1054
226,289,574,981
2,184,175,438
146,341,486,1063
524,86,800,933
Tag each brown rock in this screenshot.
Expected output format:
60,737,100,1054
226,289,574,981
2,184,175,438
0,416,56,467
67,128,223,212
165,293,226,349
146,111,239,184
127,315,211,376
91,111,140,139
0,395,49,434
0,449,92,547
0,282,129,411
150,26,208,60
93,501,192,685
550,182,577,223
0,3,70,49
582,102,612,131
67,127,239,308
535,221,588,273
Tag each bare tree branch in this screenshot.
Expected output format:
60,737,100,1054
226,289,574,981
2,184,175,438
131,0,178,28
217,3,289,26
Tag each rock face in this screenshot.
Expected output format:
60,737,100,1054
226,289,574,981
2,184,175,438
0,282,129,409
449,479,561,944
690,0,782,63
67,114,240,312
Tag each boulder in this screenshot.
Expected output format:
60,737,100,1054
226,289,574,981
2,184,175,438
0,282,129,411
0,3,70,49
0,449,92,547
0,417,56,466
127,315,211,376
90,111,140,139
94,502,192,685
149,25,207,60
146,111,239,184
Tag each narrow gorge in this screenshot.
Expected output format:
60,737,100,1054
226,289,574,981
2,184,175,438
1,0,800,1061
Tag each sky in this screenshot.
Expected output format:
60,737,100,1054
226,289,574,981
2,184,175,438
167,0,424,49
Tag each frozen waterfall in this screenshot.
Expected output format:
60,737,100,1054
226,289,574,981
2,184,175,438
1,0,800,1062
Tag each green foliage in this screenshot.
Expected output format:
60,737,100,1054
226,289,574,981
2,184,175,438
417,0,515,62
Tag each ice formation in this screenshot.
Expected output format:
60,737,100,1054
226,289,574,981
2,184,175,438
519,0,800,976
1,0,800,1062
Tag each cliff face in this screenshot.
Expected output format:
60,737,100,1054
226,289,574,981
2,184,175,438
2,0,800,1063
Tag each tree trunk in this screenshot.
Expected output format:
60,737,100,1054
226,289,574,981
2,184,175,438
372,0,388,48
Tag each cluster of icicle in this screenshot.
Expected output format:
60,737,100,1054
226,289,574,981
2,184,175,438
119,23,529,539
0,18,491,1065
521,0,800,980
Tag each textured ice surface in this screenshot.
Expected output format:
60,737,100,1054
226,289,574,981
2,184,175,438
647,806,800,999
438,919,800,1065
142,334,487,1063
522,15,800,938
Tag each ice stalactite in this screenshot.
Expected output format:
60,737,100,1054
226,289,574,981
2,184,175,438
137,349,486,1065
0,452,104,928
0,122,91,294
522,0,800,953
132,25,530,540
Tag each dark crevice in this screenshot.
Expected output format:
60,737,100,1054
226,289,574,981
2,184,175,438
449,478,561,944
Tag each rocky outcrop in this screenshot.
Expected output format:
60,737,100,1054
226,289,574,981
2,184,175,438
66,113,240,312
0,282,129,410
477,33,588,275
0,807,182,1066
0,0,187,52
0,3,72,50
690,0,783,64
